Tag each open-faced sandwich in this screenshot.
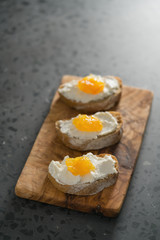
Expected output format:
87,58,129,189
55,111,123,151
48,152,118,195
58,74,122,113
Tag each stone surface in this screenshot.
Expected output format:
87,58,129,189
0,0,160,239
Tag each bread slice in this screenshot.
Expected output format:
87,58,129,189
58,76,122,113
48,154,119,196
55,111,123,151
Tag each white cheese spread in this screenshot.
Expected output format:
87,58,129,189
58,111,117,140
58,75,119,103
48,153,117,185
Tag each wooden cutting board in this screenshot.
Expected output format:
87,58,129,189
15,75,153,217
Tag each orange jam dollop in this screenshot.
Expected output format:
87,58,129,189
65,156,95,176
78,75,105,94
72,114,103,132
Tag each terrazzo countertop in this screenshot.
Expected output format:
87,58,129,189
0,0,160,239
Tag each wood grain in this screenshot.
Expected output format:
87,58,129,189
15,75,153,217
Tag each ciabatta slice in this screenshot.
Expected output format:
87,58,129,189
55,111,123,151
48,154,118,196
58,76,122,113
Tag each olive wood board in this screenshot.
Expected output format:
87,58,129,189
15,75,153,217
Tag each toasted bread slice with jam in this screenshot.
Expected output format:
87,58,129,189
48,153,119,196
58,76,122,113
55,111,123,151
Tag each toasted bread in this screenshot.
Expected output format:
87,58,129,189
48,154,118,196
58,76,122,113
55,111,123,151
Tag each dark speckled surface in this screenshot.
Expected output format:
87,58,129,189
0,0,160,239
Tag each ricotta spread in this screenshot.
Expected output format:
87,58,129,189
48,153,117,185
58,75,119,103
59,112,117,140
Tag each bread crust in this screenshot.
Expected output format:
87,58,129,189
58,76,122,113
55,111,123,151
48,154,119,196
